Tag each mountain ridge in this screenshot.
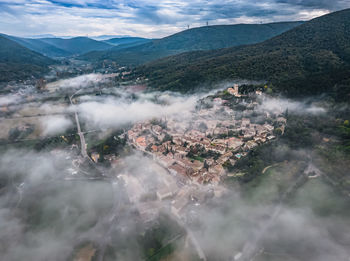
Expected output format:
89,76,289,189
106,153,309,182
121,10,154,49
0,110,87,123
0,35,55,82
79,21,303,65
0,35,115,57
0,34,71,57
104,37,151,46
135,8,350,99
38,37,113,56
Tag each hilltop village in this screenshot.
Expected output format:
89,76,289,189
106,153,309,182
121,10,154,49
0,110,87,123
126,85,287,186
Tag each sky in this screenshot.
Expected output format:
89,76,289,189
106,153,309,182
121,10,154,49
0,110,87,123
0,0,349,38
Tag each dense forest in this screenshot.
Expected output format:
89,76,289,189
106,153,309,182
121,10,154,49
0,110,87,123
135,9,350,100
0,35,55,82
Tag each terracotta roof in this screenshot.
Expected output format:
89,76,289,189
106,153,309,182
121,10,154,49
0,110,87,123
169,164,188,177
135,136,147,147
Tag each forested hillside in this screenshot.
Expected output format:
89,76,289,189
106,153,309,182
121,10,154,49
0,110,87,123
39,37,113,55
0,35,55,82
136,9,350,99
79,21,302,65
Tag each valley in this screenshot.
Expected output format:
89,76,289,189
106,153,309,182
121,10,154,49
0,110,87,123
0,5,350,261
1,67,349,260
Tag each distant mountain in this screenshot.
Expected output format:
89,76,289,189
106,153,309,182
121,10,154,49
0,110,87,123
0,35,55,82
136,9,350,100
90,35,131,41
104,37,151,46
27,34,57,39
39,37,113,55
1,34,71,57
0,35,114,57
79,21,303,65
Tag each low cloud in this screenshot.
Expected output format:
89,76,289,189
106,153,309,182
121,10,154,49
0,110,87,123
0,149,117,261
258,95,326,115
40,115,73,136
1,72,349,261
46,73,110,91
0,94,21,106
75,92,198,129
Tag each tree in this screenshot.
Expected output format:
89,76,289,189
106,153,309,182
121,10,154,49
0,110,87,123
204,160,209,170
274,128,283,136
162,133,172,143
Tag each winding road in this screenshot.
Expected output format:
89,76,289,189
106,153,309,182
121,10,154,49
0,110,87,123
69,91,88,158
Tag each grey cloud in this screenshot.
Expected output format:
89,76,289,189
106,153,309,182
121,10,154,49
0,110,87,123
40,115,73,136
75,92,198,129
257,95,327,115
0,150,117,261
275,0,350,10
2,0,350,37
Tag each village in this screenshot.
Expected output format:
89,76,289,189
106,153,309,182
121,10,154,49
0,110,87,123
0,77,288,247
126,85,286,186
1,80,287,227
115,85,288,222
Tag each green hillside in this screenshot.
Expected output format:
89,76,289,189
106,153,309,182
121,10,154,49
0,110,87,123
1,34,71,57
104,37,150,46
39,37,113,55
0,35,55,82
79,21,303,65
1,34,115,57
136,9,350,99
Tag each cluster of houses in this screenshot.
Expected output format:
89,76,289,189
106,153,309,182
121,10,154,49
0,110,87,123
115,86,288,224
72,86,287,225
126,87,287,185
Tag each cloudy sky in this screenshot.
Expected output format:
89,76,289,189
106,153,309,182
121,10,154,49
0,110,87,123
0,0,349,38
